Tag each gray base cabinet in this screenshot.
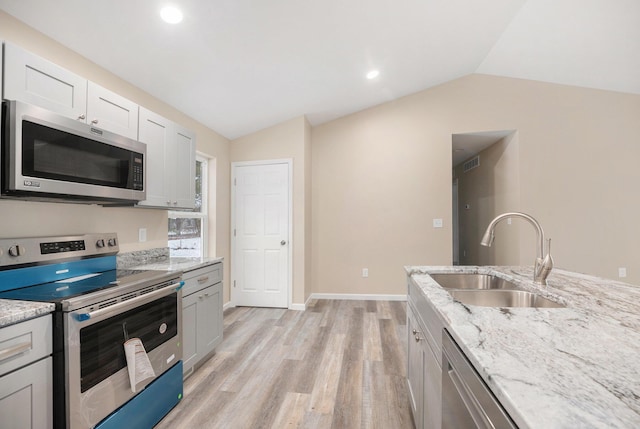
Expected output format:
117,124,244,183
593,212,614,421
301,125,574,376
182,263,223,377
407,279,443,429
0,315,53,429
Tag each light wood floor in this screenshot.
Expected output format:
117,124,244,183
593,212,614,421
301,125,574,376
155,299,412,429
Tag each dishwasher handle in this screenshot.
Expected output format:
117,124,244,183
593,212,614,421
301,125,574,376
442,330,518,429
446,363,492,428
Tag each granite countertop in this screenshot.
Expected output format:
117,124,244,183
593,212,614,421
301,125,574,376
130,256,223,273
405,265,640,429
0,299,55,328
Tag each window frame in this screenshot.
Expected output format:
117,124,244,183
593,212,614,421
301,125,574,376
168,153,208,257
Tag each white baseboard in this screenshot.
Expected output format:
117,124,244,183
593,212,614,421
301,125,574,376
228,294,406,313
308,293,407,301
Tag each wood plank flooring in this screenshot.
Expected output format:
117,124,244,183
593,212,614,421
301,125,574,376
155,299,412,429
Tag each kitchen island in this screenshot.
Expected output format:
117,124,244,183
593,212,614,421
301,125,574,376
406,265,640,428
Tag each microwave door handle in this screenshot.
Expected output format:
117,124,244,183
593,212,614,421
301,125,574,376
75,281,184,322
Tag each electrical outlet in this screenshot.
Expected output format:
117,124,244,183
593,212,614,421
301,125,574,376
362,268,369,278
433,218,443,228
618,267,627,278
139,228,147,243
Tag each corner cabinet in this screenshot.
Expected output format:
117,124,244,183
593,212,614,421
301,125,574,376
0,315,53,429
407,278,444,429
181,262,223,378
3,42,139,138
137,107,196,209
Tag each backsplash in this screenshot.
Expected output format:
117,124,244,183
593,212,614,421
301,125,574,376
117,247,170,269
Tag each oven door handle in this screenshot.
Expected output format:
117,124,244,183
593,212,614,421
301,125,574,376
75,280,184,322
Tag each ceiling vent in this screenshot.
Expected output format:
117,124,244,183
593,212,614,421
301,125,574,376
463,155,480,173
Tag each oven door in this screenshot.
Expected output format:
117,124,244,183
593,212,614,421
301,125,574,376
2,100,146,202
64,282,182,429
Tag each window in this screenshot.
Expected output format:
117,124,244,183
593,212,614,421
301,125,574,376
168,155,208,257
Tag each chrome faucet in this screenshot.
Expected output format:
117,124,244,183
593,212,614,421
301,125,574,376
480,212,553,285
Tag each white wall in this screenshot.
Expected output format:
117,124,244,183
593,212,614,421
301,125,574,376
312,74,640,294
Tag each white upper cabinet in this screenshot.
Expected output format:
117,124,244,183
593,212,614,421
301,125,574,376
3,43,138,138
3,42,195,209
3,41,87,120
173,126,196,209
137,107,195,209
86,82,139,139
138,108,171,207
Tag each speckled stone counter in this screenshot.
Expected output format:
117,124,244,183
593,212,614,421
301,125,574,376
406,265,640,429
117,246,223,273
129,256,223,273
0,299,54,328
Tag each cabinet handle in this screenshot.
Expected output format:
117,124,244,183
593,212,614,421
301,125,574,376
173,201,178,205
415,335,421,342
412,329,418,335
204,293,209,297
197,276,209,284
77,114,86,120
91,119,99,124
166,201,171,205
0,341,31,362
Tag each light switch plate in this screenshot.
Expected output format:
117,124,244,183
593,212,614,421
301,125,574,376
433,218,443,228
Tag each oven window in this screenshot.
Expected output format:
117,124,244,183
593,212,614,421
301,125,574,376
79,294,178,393
22,120,139,188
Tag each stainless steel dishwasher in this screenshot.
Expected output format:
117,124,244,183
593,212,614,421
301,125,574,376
442,329,518,429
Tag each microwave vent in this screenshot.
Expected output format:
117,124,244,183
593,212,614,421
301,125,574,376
463,156,480,173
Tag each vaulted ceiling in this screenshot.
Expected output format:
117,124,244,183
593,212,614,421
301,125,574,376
1,0,638,139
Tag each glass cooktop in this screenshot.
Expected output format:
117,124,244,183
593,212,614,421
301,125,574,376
0,269,170,304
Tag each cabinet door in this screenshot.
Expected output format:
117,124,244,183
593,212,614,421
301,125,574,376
0,357,52,429
137,107,171,207
172,126,196,209
198,283,223,355
424,338,442,429
407,307,424,429
3,42,87,120
182,293,199,374
86,82,139,139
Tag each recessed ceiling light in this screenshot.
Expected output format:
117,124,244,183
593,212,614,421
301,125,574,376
160,6,183,24
366,70,380,80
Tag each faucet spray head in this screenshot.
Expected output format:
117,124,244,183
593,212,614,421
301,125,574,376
480,230,494,247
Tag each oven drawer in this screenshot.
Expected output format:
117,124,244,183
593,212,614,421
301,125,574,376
182,263,222,296
0,315,52,377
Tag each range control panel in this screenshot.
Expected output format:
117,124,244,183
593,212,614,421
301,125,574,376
0,233,118,268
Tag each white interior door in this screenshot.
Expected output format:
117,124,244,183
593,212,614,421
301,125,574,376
232,161,290,308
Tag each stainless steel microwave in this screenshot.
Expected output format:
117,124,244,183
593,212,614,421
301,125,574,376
1,100,146,203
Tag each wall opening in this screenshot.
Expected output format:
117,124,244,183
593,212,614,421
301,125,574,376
451,130,519,266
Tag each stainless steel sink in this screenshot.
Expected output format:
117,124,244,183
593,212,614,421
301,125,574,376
448,289,565,308
430,273,520,290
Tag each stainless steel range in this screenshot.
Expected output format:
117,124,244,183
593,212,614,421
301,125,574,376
0,233,184,429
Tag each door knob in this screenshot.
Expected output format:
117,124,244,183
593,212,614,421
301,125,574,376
280,240,286,246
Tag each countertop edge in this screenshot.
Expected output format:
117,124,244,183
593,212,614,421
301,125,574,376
0,300,55,328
